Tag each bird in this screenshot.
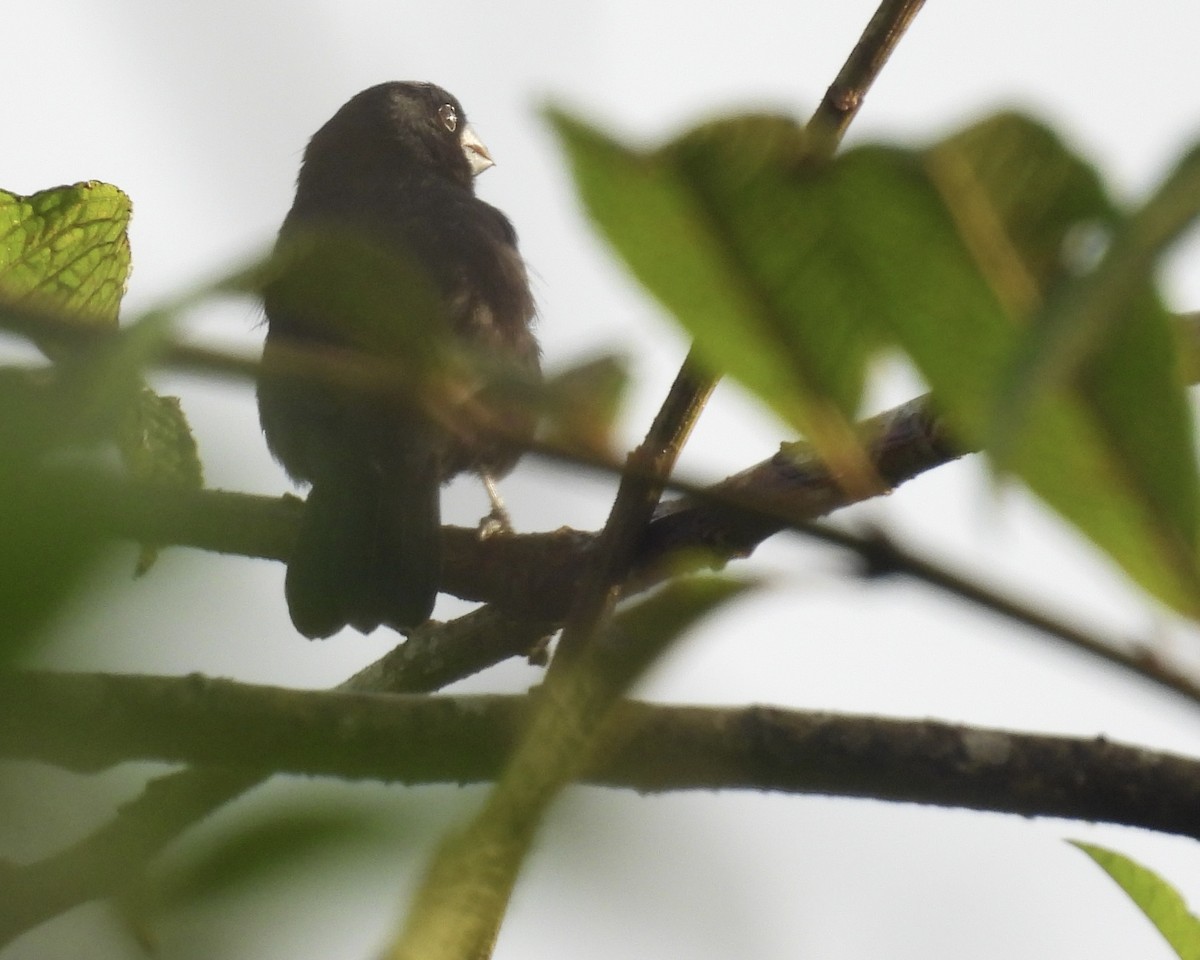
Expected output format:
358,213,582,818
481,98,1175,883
257,81,540,639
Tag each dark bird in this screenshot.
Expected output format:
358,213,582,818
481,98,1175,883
257,82,539,638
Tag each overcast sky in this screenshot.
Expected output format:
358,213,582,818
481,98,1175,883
5,2,1200,959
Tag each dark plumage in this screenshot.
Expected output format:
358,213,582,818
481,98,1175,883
257,82,539,638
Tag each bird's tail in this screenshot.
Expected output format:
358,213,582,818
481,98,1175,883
285,455,440,639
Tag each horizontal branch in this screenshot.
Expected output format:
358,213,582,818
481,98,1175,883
37,394,960,618
0,609,554,949
40,399,1200,703
2,670,1198,840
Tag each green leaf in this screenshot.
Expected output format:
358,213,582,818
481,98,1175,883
920,115,1200,615
546,109,878,490
117,388,203,488
602,574,754,691
0,182,133,655
0,180,166,456
550,106,1200,616
927,112,1115,299
391,574,753,960
0,181,131,339
540,353,629,456
1071,842,1200,960
265,227,448,365
992,144,1200,593
822,142,1016,426
117,803,384,950
117,387,204,574
0,469,112,660
995,143,1200,438
158,808,378,907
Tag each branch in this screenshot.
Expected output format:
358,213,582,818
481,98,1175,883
550,350,717,667
379,2,939,935
1,671,1197,840
0,608,553,949
45,393,958,612
49,393,1200,705
807,0,927,154
11,387,1191,948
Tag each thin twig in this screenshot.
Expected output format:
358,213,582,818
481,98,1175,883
550,351,716,668
807,0,927,156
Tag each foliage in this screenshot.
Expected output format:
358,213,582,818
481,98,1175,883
549,107,1200,617
0,182,130,336
1072,843,1200,960
2,44,1200,960
0,183,202,651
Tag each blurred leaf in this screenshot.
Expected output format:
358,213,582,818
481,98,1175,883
117,388,203,488
118,803,385,948
391,574,752,960
820,142,1015,422
1176,311,1200,385
260,228,472,449
993,142,1200,442
160,808,379,907
0,472,111,661
990,143,1200,589
927,113,1115,298
117,387,204,574
0,182,131,350
546,109,878,492
540,353,629,456
918,115,1200,615
550,106,1200,616
265,228,449,368
1075,280,1199,610
603,574,754,689
0,182,135,657
1071,842,1200,960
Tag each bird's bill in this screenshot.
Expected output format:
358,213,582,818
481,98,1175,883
461,124,495,176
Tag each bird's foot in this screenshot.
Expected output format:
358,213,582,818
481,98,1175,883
478,472,514,539
477,504,513,539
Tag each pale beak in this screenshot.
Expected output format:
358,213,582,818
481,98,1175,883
461,124,495,176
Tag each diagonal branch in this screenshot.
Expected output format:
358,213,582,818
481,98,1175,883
549,351,717,668
384,2,934,954
807,0,927,155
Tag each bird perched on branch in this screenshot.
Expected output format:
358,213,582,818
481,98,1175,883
257,81,540,638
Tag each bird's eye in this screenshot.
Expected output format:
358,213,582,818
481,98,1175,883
438,103,458,133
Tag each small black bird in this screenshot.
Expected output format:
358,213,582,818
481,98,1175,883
257,82,539,638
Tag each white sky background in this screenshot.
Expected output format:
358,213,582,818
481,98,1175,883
4,1,1200,958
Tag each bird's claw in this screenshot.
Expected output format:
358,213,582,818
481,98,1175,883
477,504,513,539
478,472,514,539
